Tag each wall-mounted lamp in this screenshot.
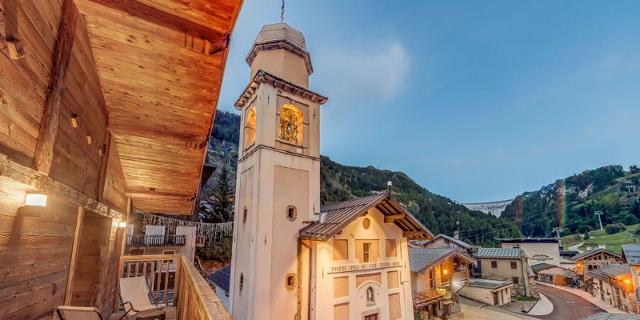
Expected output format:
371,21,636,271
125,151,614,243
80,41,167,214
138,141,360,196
20,193,48,217
25,193,47,207
442,269,448,275
118,221,127,228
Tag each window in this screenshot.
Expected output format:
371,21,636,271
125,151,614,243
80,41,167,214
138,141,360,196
333,239,348,260
286,273,296,290
510,261,517,269
356,240,379,263
278,104,303,144
385,239,397,257
363,242,371,263
244,106,256,149
491,261,498,268
512,277,519,284
286,206,297,221
429,269,436,288
239,273,244,291
242,207,248,223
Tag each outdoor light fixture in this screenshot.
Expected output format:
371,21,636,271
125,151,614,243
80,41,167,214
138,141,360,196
442,269,448,275
118,221,127,228
20,193,47,217
25,193,47,207
624,279,631,284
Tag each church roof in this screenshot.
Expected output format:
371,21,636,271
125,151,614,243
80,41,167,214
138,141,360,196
475,247,523,259
246,23,313,74
235,70,327,109
299,192,433,241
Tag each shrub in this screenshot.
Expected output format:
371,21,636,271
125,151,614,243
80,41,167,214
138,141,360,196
604,223,626,235
623,214,639,225
577,225,592,235
584,232,590,240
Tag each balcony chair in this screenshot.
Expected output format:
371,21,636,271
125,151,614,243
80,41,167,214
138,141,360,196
118,276,166,319
55,306,103,320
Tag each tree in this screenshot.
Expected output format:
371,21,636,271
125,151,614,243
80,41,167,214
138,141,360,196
623,214,639,225
209,163,234,223
604,223,625,235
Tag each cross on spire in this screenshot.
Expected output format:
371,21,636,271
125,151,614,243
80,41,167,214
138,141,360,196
280,0,285,23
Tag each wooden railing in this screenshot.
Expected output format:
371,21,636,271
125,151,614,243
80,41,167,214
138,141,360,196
118,255,231,319
175,256,231,320
126,234,187,247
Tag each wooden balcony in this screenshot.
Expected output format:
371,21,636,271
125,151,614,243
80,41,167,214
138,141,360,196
118,255,231,320
126,234,187,247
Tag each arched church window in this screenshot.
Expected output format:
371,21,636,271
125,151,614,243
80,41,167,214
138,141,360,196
278,104,303,145
244,106,257,149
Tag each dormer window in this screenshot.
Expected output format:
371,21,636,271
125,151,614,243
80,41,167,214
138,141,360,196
278,104,303,145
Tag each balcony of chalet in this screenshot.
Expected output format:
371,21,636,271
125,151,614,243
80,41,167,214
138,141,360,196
0,0,242,319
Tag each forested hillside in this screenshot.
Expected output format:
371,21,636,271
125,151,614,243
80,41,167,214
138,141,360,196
201,111,520,245
501,165,640,237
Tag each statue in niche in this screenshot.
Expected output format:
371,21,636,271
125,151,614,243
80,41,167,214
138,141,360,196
366,286,375,306
279,104,302,144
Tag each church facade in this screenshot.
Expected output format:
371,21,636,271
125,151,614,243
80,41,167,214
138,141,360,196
230,23,432,320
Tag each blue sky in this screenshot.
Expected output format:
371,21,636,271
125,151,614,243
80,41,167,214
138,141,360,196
217,0,640,203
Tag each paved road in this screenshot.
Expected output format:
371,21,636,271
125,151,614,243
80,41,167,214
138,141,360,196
534,285,604,320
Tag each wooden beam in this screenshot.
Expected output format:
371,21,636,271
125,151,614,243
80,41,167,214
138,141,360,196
33,0,79,174
64,207,85,305
85,0,229,46
97,131,112,201
384,213,405,223
403,231,428,239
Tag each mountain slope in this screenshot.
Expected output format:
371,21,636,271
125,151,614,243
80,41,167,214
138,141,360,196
202,111,520,245
501,165,640,237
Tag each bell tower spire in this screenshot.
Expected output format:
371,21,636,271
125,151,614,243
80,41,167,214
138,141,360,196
230,22,327,320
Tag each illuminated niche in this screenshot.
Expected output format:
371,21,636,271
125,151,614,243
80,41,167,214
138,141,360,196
278,104,303,145
244,106,257,149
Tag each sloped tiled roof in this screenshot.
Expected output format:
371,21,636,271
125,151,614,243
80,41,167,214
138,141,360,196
475,247,523,259
429,234,472,250
571,248,621,261
622,244,640,265
581,313,640,320
409,247,477,273
588,264,630,280
531,263,556,273
299,192,433,240
207,266,230,292
467,278,513,290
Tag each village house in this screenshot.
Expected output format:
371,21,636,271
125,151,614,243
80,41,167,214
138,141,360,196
499,238,562,266
409,246,476,319
531,263,577,286
622,244,640,313
229,22,433,320
474,248,534,297
459,279,514,306
418,233,473,254
587,264,637,313
0,0,242,319
572,248,623,288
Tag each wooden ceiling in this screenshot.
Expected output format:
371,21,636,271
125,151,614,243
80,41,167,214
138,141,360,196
75,0,243,214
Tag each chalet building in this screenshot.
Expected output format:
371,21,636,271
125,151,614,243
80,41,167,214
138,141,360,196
474,248,534,297
587,264,637,313
622,244,640,313
229,22,433,320
0,0,242,319
499,238,562,266
531,263,576,286
572,248,623,287
417,233,473,254
409,246,476,319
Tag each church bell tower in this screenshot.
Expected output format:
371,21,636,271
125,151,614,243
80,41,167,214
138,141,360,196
229,23,327,320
